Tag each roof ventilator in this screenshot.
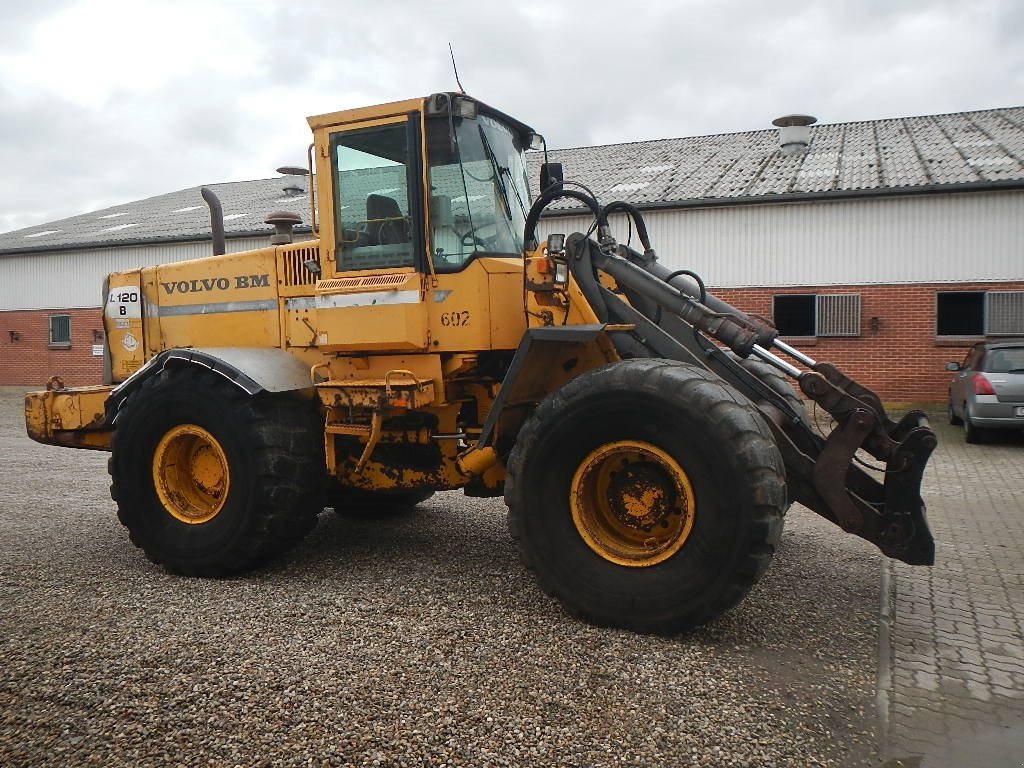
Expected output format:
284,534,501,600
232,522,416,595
265,211,302,245
276,165,309,197
772,114,817,156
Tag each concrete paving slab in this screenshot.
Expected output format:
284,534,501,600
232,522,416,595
881,415,1024,767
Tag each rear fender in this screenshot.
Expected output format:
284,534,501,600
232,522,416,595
105,347,314,424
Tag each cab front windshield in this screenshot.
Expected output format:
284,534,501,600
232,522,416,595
426,113,531,270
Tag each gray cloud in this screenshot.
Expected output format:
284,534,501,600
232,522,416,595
1,0,1021,234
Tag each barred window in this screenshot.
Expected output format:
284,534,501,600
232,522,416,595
773,293,861,337
936,291,1024,337
48,314,71,347
987,291,1024,335
815,294,861,336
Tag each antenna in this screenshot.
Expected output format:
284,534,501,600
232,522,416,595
449,43,465,94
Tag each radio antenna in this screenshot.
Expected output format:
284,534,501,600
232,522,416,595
449,43,465,94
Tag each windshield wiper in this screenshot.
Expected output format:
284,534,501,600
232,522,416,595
478,126,513,222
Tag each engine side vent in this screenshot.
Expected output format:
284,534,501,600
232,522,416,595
318,273,413,293
280,246,319,287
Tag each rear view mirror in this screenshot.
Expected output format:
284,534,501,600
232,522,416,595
540,162,563,194
945,362,961,371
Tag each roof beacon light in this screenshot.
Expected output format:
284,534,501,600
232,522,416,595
772,114,817,156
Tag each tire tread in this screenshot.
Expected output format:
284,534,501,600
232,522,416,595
505,359,786,634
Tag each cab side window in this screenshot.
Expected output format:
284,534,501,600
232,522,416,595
331,121,417,271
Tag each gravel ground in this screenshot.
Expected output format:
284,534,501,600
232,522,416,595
0,386,883,767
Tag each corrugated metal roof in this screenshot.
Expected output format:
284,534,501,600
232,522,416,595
0,177,313,255
3,105,1022,255
542,106,1024,210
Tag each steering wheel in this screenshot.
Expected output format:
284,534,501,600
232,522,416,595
461,232,489,250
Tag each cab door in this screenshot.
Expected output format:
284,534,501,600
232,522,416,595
312,112,429,352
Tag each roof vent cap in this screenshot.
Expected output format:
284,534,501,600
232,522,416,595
277,165,309,197
772,114,817,156
265,210,302,245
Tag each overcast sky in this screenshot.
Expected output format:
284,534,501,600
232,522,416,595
1,0,1021,234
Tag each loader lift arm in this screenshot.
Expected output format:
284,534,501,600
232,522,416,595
523,193,936,567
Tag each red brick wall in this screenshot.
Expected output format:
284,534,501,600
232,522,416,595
0,307,105,387
713,280,1024,403
3,282,1023,399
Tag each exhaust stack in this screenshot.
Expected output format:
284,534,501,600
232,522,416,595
200,187,226,256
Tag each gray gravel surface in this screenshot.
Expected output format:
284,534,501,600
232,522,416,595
0,386,882,767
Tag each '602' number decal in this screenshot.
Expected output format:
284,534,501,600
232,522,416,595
440,311,470,327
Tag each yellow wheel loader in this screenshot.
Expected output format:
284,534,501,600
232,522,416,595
25,93,936,633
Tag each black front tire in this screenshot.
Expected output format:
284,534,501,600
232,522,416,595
109,368,326,576
505,359,787,634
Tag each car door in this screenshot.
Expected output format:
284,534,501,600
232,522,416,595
951,344,982,417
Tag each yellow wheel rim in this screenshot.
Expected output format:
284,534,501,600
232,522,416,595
570,440,696,567
152,424,230,525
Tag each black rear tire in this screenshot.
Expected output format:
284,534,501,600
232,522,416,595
327,484,434,517
505,359,787,634
948,399,963,426
109,367,326,576
963,405,988,444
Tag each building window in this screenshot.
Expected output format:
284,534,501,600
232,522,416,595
936,292,983,336
48,314,71,347
936,291,1024,336
773,294,861,337
773,295,815,336
987,291,1024,335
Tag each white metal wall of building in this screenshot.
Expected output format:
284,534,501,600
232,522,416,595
539,190,1024,287
0,236,300,311
4,189,1021,312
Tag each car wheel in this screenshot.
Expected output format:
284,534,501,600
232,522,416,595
947,398,962,426
963,405,988,444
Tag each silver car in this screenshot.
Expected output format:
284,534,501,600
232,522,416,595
946,339,1024,443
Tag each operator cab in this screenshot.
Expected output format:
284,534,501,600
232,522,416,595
312,93,537,277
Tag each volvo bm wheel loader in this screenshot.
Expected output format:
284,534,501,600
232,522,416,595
25,93,936,634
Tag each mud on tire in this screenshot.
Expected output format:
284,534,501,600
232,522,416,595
505,359,787,634
109,367,326,576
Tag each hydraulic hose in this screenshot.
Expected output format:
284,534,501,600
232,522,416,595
523,189,602,251
600,200,653,255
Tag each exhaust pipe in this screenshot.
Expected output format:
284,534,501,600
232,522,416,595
200,186,226,256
